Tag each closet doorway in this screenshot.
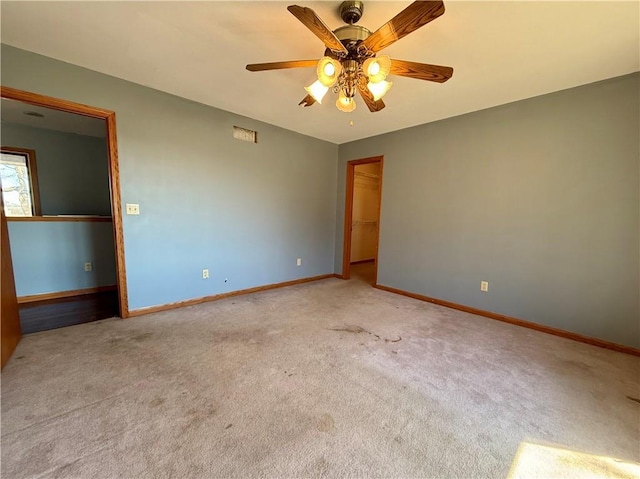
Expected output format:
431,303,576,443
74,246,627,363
341,156,383,285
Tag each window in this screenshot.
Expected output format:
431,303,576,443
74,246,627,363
0,147,41,217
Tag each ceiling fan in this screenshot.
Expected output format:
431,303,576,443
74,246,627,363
246,1,453,113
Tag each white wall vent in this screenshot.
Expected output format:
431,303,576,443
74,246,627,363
233,126,257,143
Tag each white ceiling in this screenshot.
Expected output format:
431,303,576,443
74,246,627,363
1,1,638,144
1,98,106,138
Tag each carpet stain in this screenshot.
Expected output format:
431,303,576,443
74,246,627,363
316,414,335,433
108,332,153,346
330,325,368,334
132,333,153,342
329,325,402,343
187,404,218,418
180,404,219,435
224,423,233,429
560,359,594,374
150,398,165,408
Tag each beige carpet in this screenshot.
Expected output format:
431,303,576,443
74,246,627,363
2,267,639,478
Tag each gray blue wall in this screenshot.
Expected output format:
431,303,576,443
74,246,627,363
3,44,637,349
8,221,116,296
1,45,338,311
337,73,640,348
1,123,111,215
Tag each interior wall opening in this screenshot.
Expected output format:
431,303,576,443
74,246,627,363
0,94,124,335
342,156,383,285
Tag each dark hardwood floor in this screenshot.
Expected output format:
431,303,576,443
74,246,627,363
350,260,376,285
19,291,119,334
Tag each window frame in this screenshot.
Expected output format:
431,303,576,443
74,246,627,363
0,146,42,217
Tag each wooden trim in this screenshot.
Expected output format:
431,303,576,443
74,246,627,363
374,284,640,357
17,285,117,304
1,146,42,216
106,113,129,318
348,157,384,166
1,86,129,318
342,162,355,279
1,197,22,369
7,216,112,223
373,158,384,286
129,274,336,317
0,86,115,118
342,156,383,282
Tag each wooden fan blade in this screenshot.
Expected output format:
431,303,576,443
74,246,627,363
287,5,348,55
246,60,319,72
390,60,453,83
298,94,316,107
362,1,445,53
359,88,386,113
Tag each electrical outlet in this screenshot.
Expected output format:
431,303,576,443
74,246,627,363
126,203,140,215
481,281,489,292
202,269,209,279
84,262,92,272
296,258,302,266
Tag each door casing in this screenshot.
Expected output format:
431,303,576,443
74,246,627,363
0,86,129,319
341,156,383,282
1,196,21,369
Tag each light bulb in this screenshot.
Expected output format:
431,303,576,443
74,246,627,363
362,55,391,83
305,80,329,104
324,63,335,76
336,91,356,113
316,57,342,87
367,80,392,101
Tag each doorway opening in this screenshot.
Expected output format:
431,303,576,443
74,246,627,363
341,156,383,285
0,87,128,342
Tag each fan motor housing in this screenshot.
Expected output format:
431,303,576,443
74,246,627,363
334,25,370,43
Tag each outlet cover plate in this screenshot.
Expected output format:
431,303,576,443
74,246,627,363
126,203,140,215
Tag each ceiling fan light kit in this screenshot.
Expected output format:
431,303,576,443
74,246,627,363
246,1,454,113
317,57,342,87
336,91,357,112
367,80,393,102
304,80,329,104
362,55,391,83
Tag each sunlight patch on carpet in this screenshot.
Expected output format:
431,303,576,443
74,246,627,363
508,442,640,479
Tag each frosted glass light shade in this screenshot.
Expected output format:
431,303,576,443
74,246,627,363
362,55,391,83
317,57,342,87
305,80,329,104
367,80,392,101
336,91,356,112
